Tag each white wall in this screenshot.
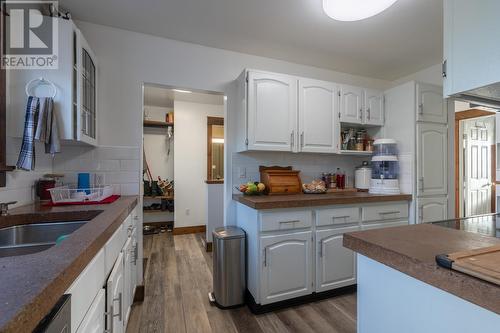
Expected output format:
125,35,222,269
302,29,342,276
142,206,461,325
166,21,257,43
143,106,174,181
74,21,391,226
391,63,443,87
174,101,224,227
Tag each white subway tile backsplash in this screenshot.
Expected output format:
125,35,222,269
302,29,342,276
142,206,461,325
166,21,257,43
53,145,140,196
231,151,367,192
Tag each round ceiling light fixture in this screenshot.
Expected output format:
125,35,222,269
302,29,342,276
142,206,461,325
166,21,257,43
322,0,399,21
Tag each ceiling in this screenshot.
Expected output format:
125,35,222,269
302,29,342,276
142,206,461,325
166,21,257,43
60,0,443,81
144,85,224,108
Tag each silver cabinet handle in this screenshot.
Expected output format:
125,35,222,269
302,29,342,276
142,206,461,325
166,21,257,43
134,243,139,265
279,220,299,224
379,211,401,215
319,240,323,257
300,132,304,147
291,130,294,148
332,215,350,220
263,248,267,267
114,293,123,321
359,108,363,120
366,108,371,120
418,103,424,115
104,306,114,333
418,177,424,191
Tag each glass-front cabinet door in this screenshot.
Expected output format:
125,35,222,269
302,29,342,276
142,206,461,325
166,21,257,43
77,33,98,145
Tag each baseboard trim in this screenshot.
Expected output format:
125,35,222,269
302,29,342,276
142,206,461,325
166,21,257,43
246,285,357,314
173,225,206,235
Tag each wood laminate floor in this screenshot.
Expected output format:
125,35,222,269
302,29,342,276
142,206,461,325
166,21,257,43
126,232,357,333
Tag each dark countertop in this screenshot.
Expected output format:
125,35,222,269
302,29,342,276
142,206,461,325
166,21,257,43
233,192,412,210
344,223,500,315
0,196,138,333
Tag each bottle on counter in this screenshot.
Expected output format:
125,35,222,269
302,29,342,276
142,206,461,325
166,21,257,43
336,168,345,189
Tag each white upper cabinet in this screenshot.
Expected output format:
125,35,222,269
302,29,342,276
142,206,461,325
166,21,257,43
77,34,98,145
339,85,364,124
8,18,98,146
364,89,384,126
236,70,384,153
298,79,338,153
443,0,500,97
247,71,297,152
417,123,448,197
260,231,313,305
416,83,446,124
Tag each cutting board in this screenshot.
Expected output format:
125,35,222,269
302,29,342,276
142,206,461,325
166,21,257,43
436,244,500,286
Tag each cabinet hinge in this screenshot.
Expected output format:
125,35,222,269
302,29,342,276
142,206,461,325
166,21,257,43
245,138,249,146
442,60,447,78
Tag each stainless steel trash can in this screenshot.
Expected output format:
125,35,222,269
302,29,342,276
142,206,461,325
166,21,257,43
210,226,246,308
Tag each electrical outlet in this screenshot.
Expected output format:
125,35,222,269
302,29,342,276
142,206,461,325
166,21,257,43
185,209,190,216
239,167,246,178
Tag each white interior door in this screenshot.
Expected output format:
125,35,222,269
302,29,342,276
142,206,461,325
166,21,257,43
247,71,297,151
463,116,494,216
417,123,448,196
298,79,337,153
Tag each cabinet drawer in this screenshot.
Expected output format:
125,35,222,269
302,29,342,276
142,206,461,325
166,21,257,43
104,223,126,274
316,207,360,227
361,220,408,231
260,210,312,232
361,202,408,222
67,249,105,333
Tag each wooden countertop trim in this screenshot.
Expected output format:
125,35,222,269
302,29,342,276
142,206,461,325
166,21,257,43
233,193,412,209
344,224,500,315
0,196,139,332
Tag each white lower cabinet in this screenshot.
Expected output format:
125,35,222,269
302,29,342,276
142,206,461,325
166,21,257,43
76,289,105,333
107,252,125,333
417,196,448,223
237,201,409,306
316,226,359,292
260,231,313,304
64,205,141,333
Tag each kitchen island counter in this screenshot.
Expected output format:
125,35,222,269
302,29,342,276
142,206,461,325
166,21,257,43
344,223,500,332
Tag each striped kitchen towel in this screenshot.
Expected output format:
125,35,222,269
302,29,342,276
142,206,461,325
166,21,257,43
16,96,40,171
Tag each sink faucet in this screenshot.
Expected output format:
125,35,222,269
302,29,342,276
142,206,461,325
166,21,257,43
0,201,17,216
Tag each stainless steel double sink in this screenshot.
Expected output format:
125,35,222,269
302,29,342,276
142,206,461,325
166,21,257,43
0,221,89,257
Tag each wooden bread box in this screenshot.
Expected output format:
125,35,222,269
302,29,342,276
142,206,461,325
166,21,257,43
259,166,302,195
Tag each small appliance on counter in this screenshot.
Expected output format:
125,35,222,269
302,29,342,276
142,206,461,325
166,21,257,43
259,166,301,195
36,174,64,201
355,161,371,191
369,139,400,194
